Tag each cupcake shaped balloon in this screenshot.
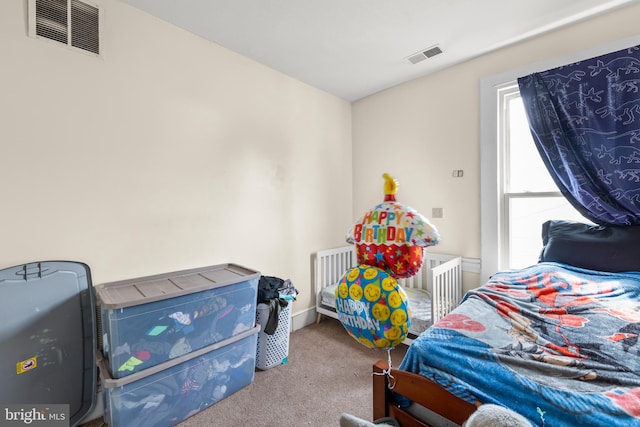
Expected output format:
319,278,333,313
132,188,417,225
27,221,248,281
346,173,440,279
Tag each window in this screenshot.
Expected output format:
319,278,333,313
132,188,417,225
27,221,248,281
499,85,586,270
480,35,640,284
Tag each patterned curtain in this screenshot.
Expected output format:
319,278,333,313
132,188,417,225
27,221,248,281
517,44,640,226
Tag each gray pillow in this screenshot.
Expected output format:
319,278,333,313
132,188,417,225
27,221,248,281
539,220,640,272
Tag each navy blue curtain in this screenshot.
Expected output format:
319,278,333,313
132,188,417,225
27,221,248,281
517,44,640,226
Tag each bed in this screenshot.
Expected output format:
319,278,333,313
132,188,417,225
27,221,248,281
372,220,640,426
314,245,462,343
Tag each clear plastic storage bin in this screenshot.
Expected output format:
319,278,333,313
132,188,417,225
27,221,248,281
96,263,259,378
99,326,259,427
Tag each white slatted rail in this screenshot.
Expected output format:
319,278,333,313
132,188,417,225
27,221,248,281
314,246,462,340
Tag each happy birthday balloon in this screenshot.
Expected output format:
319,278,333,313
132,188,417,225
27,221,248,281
335,265,411,349
346,174,440,278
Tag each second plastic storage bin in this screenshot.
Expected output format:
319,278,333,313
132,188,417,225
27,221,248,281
96,263,259,378
99,326,259,427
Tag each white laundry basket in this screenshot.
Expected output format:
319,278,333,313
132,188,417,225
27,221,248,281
255,296,292,370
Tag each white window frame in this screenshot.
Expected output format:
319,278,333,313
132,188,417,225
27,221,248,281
479,34,640,284
498,85,567,268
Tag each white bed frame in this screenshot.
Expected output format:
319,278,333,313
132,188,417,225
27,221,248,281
314,245,463,343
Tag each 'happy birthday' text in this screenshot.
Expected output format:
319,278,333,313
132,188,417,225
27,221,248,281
336,298,380,330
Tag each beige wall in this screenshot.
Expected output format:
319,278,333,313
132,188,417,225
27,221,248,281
3,0,639,322
0,0,352,320
352,2,640,290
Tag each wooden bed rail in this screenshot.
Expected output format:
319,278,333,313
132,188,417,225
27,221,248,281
372,360,477,426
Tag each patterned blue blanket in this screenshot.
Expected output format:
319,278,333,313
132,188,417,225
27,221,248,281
398,262,640,426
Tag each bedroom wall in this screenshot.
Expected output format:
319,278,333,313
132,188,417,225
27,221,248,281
351,2,640,291
0,0,352,325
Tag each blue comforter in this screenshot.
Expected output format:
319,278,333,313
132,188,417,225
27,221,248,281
398,262,640,426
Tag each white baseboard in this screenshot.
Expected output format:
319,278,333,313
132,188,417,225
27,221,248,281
291,306,318,332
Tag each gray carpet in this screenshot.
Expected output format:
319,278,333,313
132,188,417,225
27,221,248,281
82,317,408,427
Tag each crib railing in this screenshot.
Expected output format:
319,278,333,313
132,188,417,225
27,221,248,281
431,257,462,323
314,245,462,329
398,252,460,291
314,246,357,296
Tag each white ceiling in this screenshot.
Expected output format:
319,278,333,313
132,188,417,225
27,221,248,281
119,0,637,101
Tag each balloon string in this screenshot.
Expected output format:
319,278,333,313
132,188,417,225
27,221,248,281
372,349,396,390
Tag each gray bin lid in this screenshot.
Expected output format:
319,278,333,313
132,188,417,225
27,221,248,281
95,263,260,309
0,261,96,427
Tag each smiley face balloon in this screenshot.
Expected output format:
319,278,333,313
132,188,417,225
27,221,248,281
335,265,411,349
346,174,440,279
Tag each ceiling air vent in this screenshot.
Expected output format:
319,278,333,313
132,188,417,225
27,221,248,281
407,45,443,65
29,0,101,56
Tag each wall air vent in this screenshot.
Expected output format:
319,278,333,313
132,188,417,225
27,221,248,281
406,45,443,64
29,0,101,56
